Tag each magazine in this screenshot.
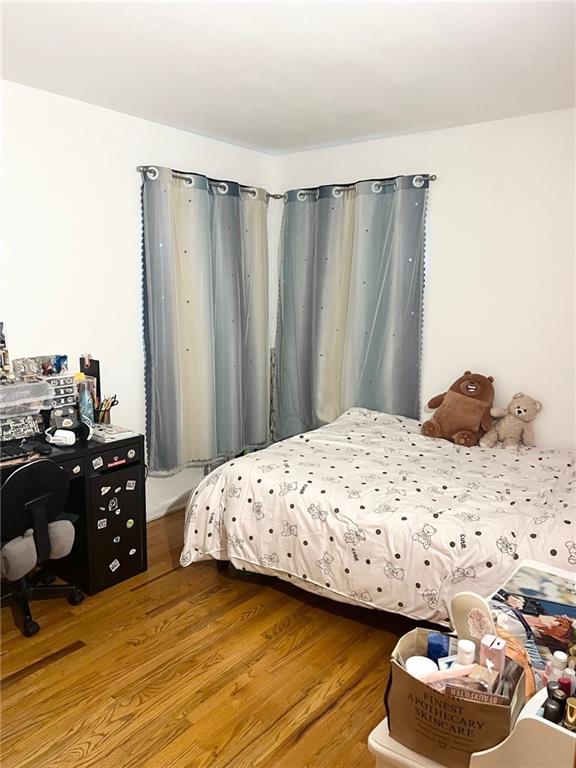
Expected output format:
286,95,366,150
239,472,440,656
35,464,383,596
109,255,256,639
490,559,576,687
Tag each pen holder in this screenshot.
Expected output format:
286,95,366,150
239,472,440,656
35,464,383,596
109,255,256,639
95,400,117,424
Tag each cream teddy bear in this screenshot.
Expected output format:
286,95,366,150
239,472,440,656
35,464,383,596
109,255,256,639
479,393,542,448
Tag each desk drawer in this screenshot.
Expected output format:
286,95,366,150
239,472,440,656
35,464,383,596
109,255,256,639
89,443,140,474
58,458,84,478
90,465,145,591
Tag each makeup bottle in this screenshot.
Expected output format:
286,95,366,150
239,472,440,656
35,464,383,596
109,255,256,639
546,680,561,698
552,650,568,678
543,689,567,724
558,676,572,697
563,697,576,732
538,681,561,718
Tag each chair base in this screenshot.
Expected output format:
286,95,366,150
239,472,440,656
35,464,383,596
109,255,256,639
1,569,85,637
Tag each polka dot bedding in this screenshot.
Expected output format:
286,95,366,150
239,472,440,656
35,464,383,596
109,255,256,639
180,408,575,623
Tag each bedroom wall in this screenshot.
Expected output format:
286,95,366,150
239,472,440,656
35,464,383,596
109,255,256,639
276,109,576,449
2,85,574,525
1,81,278,519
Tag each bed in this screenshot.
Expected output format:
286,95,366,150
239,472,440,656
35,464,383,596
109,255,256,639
180,407,575,624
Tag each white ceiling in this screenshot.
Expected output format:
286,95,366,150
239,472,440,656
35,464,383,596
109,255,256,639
3,1,574,154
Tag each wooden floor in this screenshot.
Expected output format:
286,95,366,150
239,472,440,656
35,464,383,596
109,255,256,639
1,510,420,768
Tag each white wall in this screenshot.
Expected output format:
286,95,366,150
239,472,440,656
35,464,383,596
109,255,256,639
1,81,275,518
277,109,576,449
2,85,573,528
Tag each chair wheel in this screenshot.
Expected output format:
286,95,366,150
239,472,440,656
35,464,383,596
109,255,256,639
67,589,85,606
23,620,40,637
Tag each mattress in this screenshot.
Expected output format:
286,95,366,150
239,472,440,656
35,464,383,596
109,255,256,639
181,408,575,623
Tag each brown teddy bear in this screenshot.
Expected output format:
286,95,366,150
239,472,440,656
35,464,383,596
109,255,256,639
479,393,542,448
421,371,495,447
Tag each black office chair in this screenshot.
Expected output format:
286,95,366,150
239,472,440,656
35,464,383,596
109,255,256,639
1,459,85,636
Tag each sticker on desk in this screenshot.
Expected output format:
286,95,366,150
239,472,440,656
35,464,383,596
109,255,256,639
108,497,118,512
113,536,121,544
100,486,111,496
109,558,120,572
126,480,136,491
115,487,121,494
97,518,107,530
92,457,104,470
129,548,137,556
126,518,134,529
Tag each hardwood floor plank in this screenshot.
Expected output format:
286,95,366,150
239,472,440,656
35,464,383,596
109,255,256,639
1,640,86,691
1,508,409,768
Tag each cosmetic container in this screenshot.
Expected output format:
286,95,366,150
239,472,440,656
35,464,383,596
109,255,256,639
479,634,496,667
456,638,476,665
563,697,576,732
552,650,568,673
426,632,450,664
547,680,561,696
558,676,572,697
405,655,438,679
563,667,576,695
543,689,567,724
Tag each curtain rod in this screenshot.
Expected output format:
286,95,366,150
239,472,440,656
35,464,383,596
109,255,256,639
137,166,437,199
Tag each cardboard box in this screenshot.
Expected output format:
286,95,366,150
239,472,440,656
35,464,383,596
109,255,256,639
384,628,526,768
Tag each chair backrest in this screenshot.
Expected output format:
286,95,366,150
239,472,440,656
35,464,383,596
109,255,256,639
1,460,70,562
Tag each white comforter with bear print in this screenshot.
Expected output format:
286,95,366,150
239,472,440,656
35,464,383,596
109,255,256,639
181,408,575,623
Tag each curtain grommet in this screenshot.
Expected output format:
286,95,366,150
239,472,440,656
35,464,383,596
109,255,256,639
412,176,425,188
217,182,229,194
144,166,159,180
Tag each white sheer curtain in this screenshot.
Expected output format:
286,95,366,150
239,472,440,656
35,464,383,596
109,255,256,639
141,167,269,475
275,176,429,440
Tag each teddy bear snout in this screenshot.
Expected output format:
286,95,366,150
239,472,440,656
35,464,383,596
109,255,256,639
514,407,525,417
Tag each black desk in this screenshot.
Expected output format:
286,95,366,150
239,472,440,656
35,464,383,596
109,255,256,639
1,435,147,595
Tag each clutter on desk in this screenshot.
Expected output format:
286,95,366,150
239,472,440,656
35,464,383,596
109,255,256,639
75,373,97,423
95,394,118,424
90,423,137,443
0,322,15,384
12,353,69,379
80,355,101,402
0,342,138,464
0,380,52,418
